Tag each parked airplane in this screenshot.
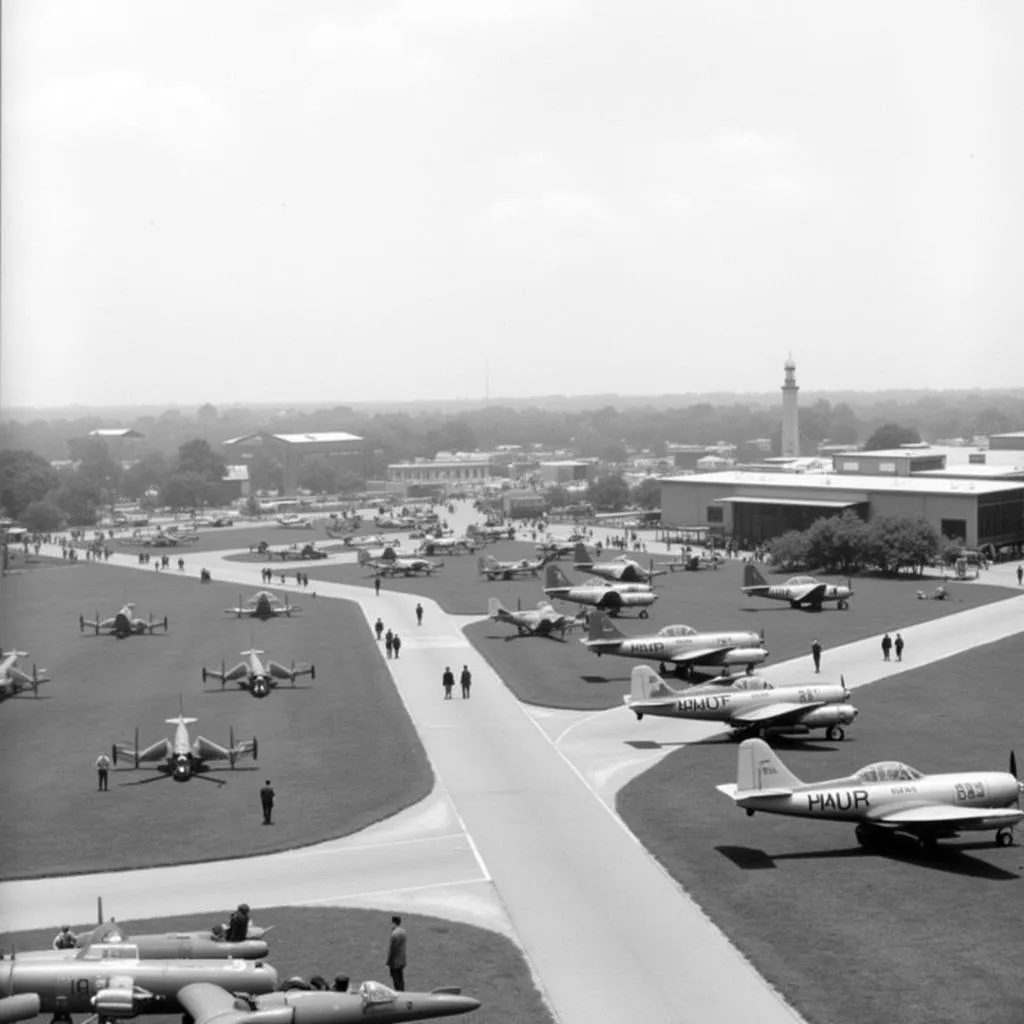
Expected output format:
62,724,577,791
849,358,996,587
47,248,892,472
581,610,767,675
467,523,515,542
573,542,665,584
202,647,315,697
478,552,554,580
80,602,168,638
358,548,442,577
743,564,853,610
487,598,587,639
535,537,578,558
0,648,50,700
277,514,315,529
625,666,857,741
657,550,726,572
0,946,278,1017
417,536,477,556
341,534,387,549
265,542,327,560
112,705,257,783
544,564,657,618
225,591,301,619
717,738,1024,853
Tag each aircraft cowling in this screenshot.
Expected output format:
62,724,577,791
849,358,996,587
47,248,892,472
92,985,150,1018
798,705,858,728
172,756,192,781
0,994,41,1024
721,647,769,666
252,678,270,698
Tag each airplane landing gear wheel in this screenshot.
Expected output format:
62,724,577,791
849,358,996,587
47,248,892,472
826,725,845,741
838,600,848,610
639,609,649,619
995,828,1014,847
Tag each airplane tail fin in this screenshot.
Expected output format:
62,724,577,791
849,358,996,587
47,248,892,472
573,541,592,565
588,610,625,642
545,563,573,589
735,738,803,794
743,563,769,589
478,555,496,573
487,597,510,620
630,665,679,702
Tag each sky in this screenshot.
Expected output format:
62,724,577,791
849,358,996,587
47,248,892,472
2,0,1023,410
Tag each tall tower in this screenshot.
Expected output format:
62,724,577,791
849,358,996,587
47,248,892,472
781,354,800,457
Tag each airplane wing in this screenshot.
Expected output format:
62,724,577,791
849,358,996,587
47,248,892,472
115,738,172,764
194,736,231,762
793,583,828,604
730,701,826,725
667,648,730,665
176,983,254,1024
874,805,1024,830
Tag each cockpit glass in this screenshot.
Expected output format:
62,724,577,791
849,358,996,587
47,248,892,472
359,981,396,1004
855,762,923,783
658,625,696,637
786,576,819,586
80,944,140,961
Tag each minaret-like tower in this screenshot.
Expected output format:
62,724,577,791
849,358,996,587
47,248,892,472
781,354,800,457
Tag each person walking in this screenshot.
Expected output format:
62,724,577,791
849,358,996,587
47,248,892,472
384,630,394,659
894,633,904,662
415,603,423,626
442,667,455,700
810,640,822,674
459,665,472,699
391,633,401,659
881,632,893,662
95,752,111,791
1017,564,1023,586
374,575,381,597
386,915,407,991
260,780,275,825
374,618,384,641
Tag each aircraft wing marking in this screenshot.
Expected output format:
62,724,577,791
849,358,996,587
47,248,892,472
875,805,1024,828
794,583,828,604
176,983,249,1024
730,701,825,724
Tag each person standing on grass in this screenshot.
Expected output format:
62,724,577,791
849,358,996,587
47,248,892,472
810,640,822,674
95,752,111,791
260,780,275,825
894,633,904,662
386,916,407,991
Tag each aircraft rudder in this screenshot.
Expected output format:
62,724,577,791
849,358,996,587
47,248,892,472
743,563,768,588
573,541,591,564
736,738,803,793
630,664,659,701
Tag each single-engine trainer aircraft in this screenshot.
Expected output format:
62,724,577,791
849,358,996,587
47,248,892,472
358,548,443,577
112,704,257,783
80,602,168,638
487,598,587,639
225,591,301,619
0,945,278,1017
717,738,1024,853
202,648,315,697
544,564,658,618
582,610,767,675
625,666,857,741
478,552,553,580
742,563,853,610
0,648,50,700
573,542,666,584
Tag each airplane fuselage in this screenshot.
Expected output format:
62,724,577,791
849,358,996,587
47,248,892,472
590,630,764,662
746,583,852,608
631,683,851,724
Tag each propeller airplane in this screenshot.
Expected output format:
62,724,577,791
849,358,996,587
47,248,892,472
80,603,168,639
544,564,658,618
225,591,301,619
0,648,50,700
202,647,315,697
742,564,853,610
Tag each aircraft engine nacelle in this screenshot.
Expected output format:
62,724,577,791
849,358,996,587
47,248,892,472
253,678,270,698
172,756,192,781
721,647,769,667
798,704,858,729
92,985,149,1018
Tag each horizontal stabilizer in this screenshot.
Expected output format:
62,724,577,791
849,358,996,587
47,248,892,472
717,782,795,800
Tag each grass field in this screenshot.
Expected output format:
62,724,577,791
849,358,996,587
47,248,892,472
0,906,554,1024
617,632,1024,1024
0,562,432,880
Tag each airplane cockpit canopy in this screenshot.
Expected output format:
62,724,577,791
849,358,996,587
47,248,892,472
78,943,140,961
855,762,923,784
722,676,773,691
657,625,697,638
358,981,397,1005
785,576,821,586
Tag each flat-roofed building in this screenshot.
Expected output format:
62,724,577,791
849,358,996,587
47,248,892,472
539,460,596,485
660,470,1024,550
224,431,364,495
988,432,1024,451
387,458,496,494
833,449,947,476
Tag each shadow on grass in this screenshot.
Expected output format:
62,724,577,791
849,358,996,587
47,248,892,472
624,739,691,751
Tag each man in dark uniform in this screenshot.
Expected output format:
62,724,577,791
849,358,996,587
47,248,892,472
881,632,893,662
225,904,250,942
810,640,822,674
260,781,275,825
460,665,472,699
894,633,904,662
442,667,455,700
385,915,407,991
415,603,423,625
392,633,401,659
375,618,384,641
374,575,381,597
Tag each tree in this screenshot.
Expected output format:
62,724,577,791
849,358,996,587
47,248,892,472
175,439,226,481
764,530,810,571
21,499,63,533
52,475,102,525
862,516,939,575
862,423,921,451
121,452,170,502
196,403,220,425
66,437,122,498
631,477,661,510
589,473,630,511
162,471,213,510
805,511,867,573
0,449,59,519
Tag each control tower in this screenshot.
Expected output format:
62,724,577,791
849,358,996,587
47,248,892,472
781,355,800,457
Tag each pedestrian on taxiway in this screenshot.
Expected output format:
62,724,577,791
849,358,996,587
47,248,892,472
260,781,275,825
384,631,394,659
881,632,893,662
415,603,423,626
894,633,904,662
374,575,381,597
1017,564,1023,586
392,633,402,658
95,752,111,791
460,665,472,698
386,915,407,992
374,618,384,641
442,667,455,699
810,640,822,674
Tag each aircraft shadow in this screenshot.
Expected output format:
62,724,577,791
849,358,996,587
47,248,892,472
718,842,1020,880
688,732,842,752
202,686,315,694
4,694,53,701
624,739,691,751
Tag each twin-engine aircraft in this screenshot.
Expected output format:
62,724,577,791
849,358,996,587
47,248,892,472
487,597,587,639
80,602,168,638
718,738,1024,853
544,564,658,618
226,591,301,619
277,514,315,529
625,666,857,741
112,705,257,783
478,552,554,580
203,648,315,697
573,542,665,584
581,610,768,675
0,648,50,700
358,548,443,577
742,564,853,610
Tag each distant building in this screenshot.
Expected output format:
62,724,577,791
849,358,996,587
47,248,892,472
88,427,143,464
502,489,546,518
781,355,800,457
665,445,709,471
223,431,364,495
539,460,596,486
387,458,496,495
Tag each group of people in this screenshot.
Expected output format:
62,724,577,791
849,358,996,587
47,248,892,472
259,566,311,587
441,665,472,699
373,618,403,658
809,630,906,672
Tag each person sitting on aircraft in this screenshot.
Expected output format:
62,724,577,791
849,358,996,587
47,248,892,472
225,903,250,942
332,974,350,992
210,923,226,940
309,976,329,991
52,925,77,949
281,977,314,991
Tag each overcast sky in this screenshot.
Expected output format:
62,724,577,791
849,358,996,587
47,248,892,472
3,0,1022,410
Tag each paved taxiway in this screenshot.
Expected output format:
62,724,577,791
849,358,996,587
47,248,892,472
4,516,1022,1024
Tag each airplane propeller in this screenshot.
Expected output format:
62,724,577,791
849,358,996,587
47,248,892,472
1011,751,1021,809
230,726,236,767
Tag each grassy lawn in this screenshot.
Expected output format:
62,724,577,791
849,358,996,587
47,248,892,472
617,633,1024,1024
0,563,431,880
0,907,554,1024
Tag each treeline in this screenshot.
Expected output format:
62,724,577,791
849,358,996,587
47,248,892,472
765,511,943,576
2,392,1022,467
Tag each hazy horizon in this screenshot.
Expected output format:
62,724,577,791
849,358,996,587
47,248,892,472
4,1,1023,408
